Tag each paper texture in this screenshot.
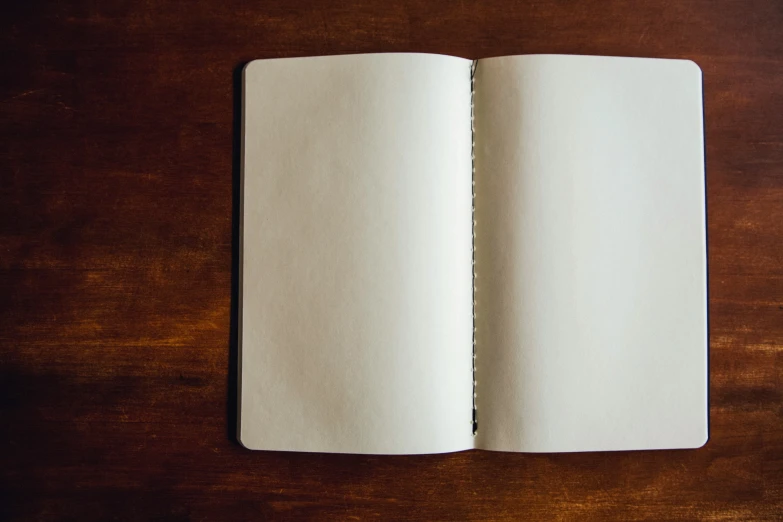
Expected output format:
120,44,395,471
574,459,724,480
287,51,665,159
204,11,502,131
474,55,708,452
240,54,474,454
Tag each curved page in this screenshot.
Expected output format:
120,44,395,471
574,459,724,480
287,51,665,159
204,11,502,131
240,54,474,454
474,55,708,452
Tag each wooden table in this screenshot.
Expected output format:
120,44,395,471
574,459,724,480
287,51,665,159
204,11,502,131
2,1,781,519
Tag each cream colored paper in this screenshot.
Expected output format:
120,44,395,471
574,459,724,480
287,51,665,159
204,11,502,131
474,55,708,452
240,54,474,454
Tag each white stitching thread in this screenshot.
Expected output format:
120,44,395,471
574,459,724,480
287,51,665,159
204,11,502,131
471,59,478,436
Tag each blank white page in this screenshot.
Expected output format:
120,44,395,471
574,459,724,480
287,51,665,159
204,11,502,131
474,55,708,452
240,54,474,454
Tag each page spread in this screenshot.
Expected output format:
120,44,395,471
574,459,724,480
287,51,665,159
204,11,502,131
240,52,708,455
240,53,474,454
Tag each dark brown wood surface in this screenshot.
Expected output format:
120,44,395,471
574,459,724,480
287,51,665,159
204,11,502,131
1,0,781,520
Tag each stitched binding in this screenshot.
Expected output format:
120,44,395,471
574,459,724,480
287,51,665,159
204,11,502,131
471,59,478,436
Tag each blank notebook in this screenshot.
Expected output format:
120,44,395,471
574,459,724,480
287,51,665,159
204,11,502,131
239,53,708,454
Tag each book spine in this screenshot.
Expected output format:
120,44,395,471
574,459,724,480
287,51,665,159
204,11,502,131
471,59,478,436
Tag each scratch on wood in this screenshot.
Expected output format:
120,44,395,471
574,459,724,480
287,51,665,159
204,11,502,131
2,88,45,103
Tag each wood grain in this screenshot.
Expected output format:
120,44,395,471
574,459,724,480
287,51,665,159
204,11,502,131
1,0,781,520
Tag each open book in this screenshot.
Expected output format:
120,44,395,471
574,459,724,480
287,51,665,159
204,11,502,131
239,53,708,454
